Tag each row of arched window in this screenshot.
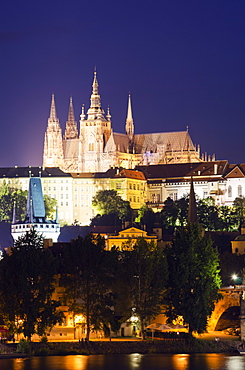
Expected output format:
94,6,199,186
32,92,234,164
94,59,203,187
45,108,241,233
228,185,242,198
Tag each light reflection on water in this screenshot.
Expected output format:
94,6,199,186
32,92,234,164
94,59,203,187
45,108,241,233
172,354,190,370
2,353,245,370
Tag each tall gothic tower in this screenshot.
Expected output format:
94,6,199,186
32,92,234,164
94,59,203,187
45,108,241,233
64,97,78,139
125,93,135,153
78,71,112,172
43,94,64,168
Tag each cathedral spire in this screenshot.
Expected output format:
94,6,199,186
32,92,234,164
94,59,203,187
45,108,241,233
43,94,64,168
50,94,57,120
87,70,105,120
125,93,134,142
92,69,99,95
65,97,78,139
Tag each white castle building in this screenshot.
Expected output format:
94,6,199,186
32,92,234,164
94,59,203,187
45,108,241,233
43,71,202,173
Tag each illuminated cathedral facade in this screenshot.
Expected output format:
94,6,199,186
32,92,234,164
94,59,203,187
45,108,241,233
43,71,202,173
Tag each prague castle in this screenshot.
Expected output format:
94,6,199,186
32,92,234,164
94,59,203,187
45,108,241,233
2,71,244,227
43,71,202,173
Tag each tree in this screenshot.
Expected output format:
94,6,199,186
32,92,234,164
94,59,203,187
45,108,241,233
164,223,222,335
44,194,57,219
0,230,62,340
0,182,27,222
233,196,245,230
92,190,132,220
197,198,221,231
136,205,156,231
160,197,179,230
125,238,168,339
61,234,115,340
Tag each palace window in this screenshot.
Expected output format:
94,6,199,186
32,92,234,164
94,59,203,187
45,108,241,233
238,185,242,197
228,186,232,197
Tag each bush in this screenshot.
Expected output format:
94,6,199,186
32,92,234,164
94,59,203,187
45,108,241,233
40,336,48,343
16,339,32,356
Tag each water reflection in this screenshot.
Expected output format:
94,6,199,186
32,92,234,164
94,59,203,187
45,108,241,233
205,354,226,369
226,356,245,370
172,354,189,370
129,353,143,368
63,355,89,370
13,358,26,370
2,353,245,370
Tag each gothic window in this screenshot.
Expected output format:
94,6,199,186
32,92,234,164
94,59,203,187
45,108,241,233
88,134,95,151
89,143,94,151
238,185,242,197
228,186,232,197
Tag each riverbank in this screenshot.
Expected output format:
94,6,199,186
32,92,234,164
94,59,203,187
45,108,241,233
0,338,241,358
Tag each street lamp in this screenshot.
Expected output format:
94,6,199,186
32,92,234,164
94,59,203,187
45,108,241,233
232,274,242,286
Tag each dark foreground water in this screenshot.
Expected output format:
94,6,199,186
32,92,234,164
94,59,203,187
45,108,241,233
1,354,245,370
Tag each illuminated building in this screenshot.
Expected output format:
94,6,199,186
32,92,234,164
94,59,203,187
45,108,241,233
0,161,245,227
138,161,229,210
43,71,202,173
95,226,157,251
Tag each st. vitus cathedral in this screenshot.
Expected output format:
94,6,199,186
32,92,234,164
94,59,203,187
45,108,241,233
43,71,201,173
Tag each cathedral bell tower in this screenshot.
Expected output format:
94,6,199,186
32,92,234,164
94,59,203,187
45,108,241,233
78,71,112,172
43,94,64,168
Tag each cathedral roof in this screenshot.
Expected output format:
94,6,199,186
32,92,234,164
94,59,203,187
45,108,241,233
63,138,79,159
112,133,130,152
134,130,195,154
110,130,197,155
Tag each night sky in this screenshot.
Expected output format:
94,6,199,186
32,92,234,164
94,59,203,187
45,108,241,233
1,0,245,167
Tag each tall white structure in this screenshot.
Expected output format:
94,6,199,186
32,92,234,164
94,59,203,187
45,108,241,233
43,71,202,173
11,177,60,243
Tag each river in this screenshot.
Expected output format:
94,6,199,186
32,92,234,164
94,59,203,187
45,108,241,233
1,353,245,370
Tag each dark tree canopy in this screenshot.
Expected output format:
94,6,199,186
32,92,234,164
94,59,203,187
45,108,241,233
122,238,168,339
61,234,115,340
164,223,222,335
0,230,62,340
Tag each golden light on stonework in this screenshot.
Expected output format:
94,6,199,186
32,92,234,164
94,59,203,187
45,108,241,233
74,315,86,325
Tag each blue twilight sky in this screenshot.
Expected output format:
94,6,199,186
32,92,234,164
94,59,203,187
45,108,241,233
0,0,245,167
